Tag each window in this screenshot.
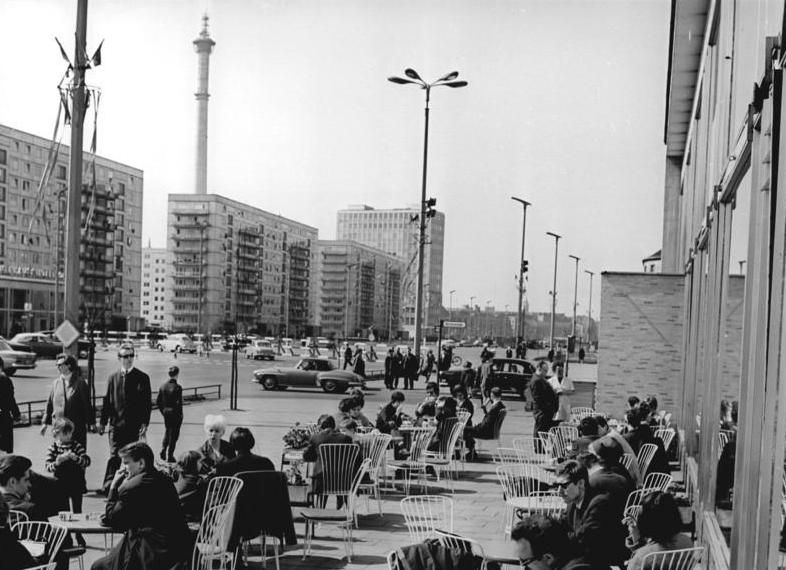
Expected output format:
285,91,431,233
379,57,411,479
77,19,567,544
56,164,66,180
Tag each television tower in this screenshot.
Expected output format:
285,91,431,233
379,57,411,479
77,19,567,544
193,14,215,195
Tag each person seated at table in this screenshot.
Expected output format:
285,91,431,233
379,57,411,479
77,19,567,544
197,414,235,477
376,390,407,434
512,513,608,570
644,396,663,426
93,442,190,570
414,381,440,420
625,491,692,570
216,427,275,476
586,438,633,519
427,396,458,452
0,454,68,521
335,397,373,428
303,415,357,507
463,387,506,461
452,384,474,427
338,418,358,439
555,459,629,568
568,416,601,459
173,450,207,523
623,404,670,475
594,415,640,486
0,494,38,570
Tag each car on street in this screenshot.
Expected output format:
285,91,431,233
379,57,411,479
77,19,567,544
244,339,276,360
438,357,535,400
9,332,92,359
158,334,197,353
0,338,37,376
252,357,366,393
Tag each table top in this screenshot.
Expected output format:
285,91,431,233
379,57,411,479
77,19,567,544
47,513,118,534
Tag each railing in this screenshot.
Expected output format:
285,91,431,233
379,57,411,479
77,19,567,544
13,383,223,427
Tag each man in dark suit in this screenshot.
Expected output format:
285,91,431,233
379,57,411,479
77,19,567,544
555,460,629,568
403,347,419,390
0,369,20,453
463,387,506,460
216,427,275,476
568,416,602,459
586,437,634,526
156,365,183,463
98,345,152,492
530,361,558,452
93,442,190,570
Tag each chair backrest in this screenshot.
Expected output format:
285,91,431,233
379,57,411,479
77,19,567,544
495,447,525,465
400,495,454,542
193,504,236,570
643,472,673,492
637,443,659,478
456,409,472,425
24,565,56,570
345,458,372,518
407,426,437,463
319,443,361,495
570,407,595,422
304,423,320,435
491,409,507,439
496,463,551,500
203,475,244,517
434,529,487,559
549,425,578,458
654,427,676,451
537,431,555,457
357,433,393,479
623,505,642,525
514,490,564,519
620,453,636,476
640,545,705,570
624,488,653,512
429,417,461,458
8,509,28,528
12,521,68,564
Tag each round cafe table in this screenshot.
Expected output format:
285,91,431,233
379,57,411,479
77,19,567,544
48,513,120,553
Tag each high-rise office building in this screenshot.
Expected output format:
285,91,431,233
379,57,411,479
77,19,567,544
336,204,445,338
0,124,143,335
167,193,317,336
140,247,169,328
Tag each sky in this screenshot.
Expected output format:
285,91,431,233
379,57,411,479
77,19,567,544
1,0,674,317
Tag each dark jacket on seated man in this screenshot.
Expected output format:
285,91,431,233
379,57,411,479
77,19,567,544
303,416,355,479
468,395,506,440
624,405,671,475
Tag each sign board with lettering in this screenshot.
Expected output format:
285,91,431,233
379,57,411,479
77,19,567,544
442,321,466,329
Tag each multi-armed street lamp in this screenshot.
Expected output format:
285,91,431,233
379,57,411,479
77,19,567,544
546,232,561,351
388,68,467,360
568,255,580,338
511,197,530,345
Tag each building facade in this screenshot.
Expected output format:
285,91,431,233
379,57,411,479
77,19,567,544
166,194,318,336
314,240,403,340
336,204,445,338
0,124,143,336
140,247,169,328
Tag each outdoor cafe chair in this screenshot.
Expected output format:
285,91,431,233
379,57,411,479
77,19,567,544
300,458,371,563
537,431,555,457
637,443,659,478
193,504,237,570
424,418,465,491
495,447,525,466
624,489,655,513
639,545,705,569
621,453,636,478
317,443,361,511
513,436,549,465
654,427,676,452
357,432,393,516
389,426,436,495
203,476,244,519
718,430,733,460
642,472,673,493
12,521,68,565
25,565,56,570
548,425,579,459
512,490,564,521
400,495,454,542
570,407,595,422
455,409,472,471
496,463,553,535
434,529,488,570
8,509,29,528
474,409,507,458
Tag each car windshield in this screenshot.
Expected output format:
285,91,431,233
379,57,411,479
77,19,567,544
0,339,13,351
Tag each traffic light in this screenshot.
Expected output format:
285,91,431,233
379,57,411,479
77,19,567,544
425,197,437,218
521,260,529,274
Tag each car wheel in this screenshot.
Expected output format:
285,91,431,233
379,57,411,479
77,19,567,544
262,377,278,390
322,379,340,393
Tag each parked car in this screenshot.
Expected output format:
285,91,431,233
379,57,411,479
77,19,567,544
252,357,365,393
0,338,37,376
245,339,275,361
9,332,91,359
439,357,535,400
159,334,197,354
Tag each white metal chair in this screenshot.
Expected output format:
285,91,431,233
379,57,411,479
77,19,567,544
623,504,642,525
643,472,673,492
300,459,371,562
400,495,454,542
637,443,658,478
455,410,472,472
570,407,595,422
203,475,244,518
513,490,564,521
495,447,525,465
624,488,654,512
424,418,464,491
434,529,488,570
8,509,29,528
193,504,238,570
389,426,436,494
537,431,555,457
357,432,393,515
654,427,676,452
549,425,579,459
317,443,361,509
12,521,68,565
639,545,704,569
23,565,56,570
474,409,508,457
496,463,553,535
718,430,732,460
621,453,636,478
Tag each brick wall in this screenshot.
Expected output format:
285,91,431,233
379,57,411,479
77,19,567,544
598,272,685,420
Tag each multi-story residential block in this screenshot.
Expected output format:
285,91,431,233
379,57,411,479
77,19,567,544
336,204,445,338
0,124,143,335
167,194,318,336
314,240,403,340
140,247,169,328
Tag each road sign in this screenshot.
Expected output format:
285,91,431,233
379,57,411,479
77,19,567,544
55,320,80,347
442,321,466,329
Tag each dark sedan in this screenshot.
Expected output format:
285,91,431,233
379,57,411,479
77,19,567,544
439,357,535,400
9,333,92,359
252,357,365,393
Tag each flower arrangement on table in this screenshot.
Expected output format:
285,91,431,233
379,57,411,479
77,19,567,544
284,459,306,486
282,422,311,450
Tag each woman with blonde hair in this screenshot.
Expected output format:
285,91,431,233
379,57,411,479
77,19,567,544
198,414,235,476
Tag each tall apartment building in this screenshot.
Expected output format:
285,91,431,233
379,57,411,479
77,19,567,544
167,194,318,336
314,240,403,340
336,205,445,338
140,247,169,328
0,124,143,335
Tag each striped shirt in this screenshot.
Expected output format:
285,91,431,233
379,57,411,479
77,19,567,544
45,440,91,472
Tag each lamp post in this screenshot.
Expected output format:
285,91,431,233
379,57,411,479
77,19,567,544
585,270,594,345
568,255,580,338
197,221,209,338
388,68,467,361
344,260,358,342
449,289,456,320
486,300,492,338
546,232,561,351
511,197,530,344
469,295,476,339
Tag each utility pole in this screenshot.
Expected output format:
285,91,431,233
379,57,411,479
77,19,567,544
469,296,475,339
511,197,530,344
569,255,580,337
63,0,89,355
546,232,561,351
585,270,594,345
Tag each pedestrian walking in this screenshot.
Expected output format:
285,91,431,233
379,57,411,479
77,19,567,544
506,346,513,358
98,344,152,493
41,354,94,449
403,347,419,390
578,346,586,363
343,344,353,370
156,365,184,463
547,347,555,362
477,354,494,399
420,349,436,381
459,361,475,394
392,348,404,389
352,347,366,379
0,369,20,453
384,348,395,389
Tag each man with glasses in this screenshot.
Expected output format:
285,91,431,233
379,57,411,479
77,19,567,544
512,514,607,569
98,344,151,493
554,460,627,568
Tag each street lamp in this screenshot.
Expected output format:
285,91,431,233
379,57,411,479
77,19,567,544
469,295,476,339
585,270,594,345
486,300,492,338
449,289,456,320
511,197,530,344
344,261,358,341
388,68,467,360
568,255,580,338
546,232,561,350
